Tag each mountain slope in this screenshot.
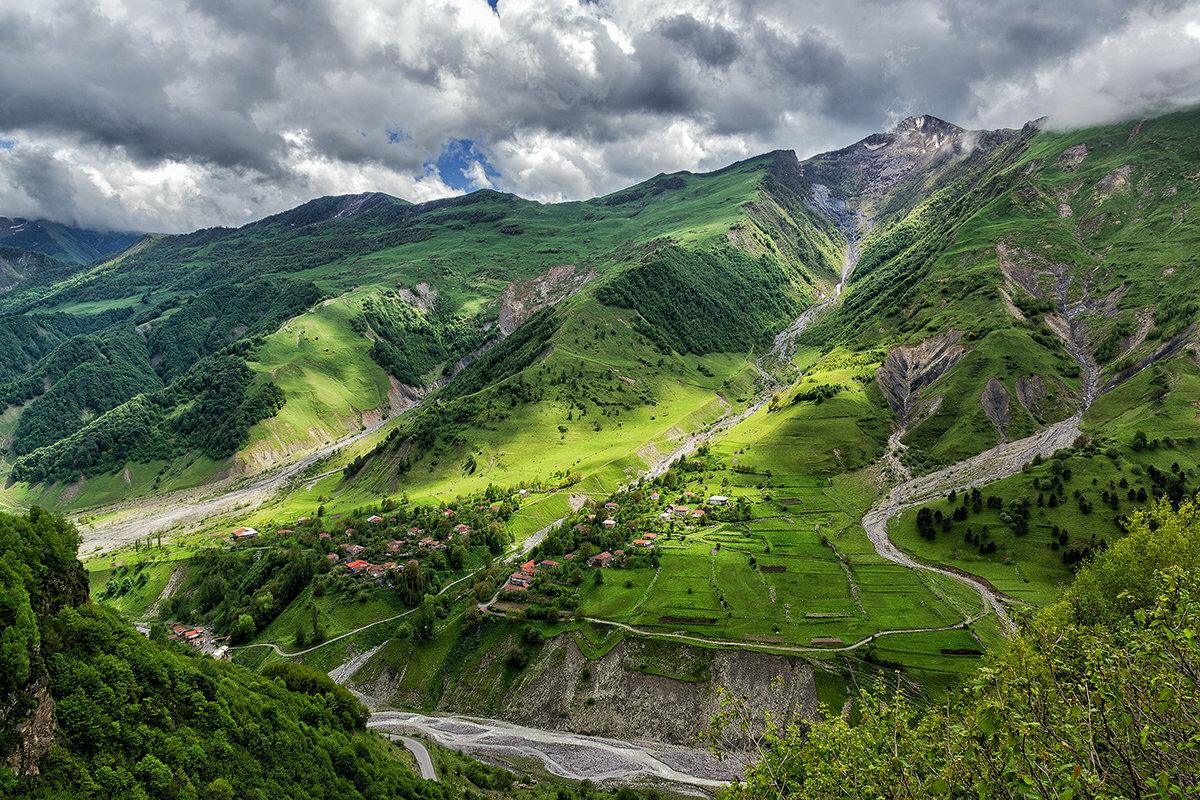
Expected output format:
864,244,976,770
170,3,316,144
0,218,140,265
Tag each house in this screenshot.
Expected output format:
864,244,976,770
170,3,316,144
489,504,502,513
604,502,619,512
339,543,365,557
518,489,528,497
318,532,332,541
455,523,472,535
326,553,339,563
691,509,705,519
387,540,406,554
572,524,589,534
657,511,671,520
408,527,425,536
644,533,658,540
649,492,660,501
537,560,559,569
707,495,730,506
367,515,384,523
509,571,531,587
230,526,258,541
519,560,537,575
632,539,653,548
602,519,617,530
419,537,436,548
682,491,696,498
211,645,229,661
588,551,614,568
344,528,355,536
442,509,455,518
674,506,691,517
277,529,294,535
297,516,311,523
345,560,370,573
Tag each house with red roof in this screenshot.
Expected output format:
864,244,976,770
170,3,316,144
345,560,370,573
367,515,384,523
588,551,614,567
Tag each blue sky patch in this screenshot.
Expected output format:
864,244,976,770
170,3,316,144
0,139,15,150
426,138,502,193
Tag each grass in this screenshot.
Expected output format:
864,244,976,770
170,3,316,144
244,288,396,465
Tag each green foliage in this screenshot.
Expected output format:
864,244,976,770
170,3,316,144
0,508,85,695
11,355,287,483
260,662,368,729
361,293,488,385
598,244,809,354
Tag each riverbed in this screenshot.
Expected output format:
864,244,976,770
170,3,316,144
368,710,743,791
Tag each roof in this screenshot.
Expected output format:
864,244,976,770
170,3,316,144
367,515,384,522
345,559,370,571
591,551,613,560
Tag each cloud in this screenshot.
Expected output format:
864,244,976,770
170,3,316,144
0,0,1196,232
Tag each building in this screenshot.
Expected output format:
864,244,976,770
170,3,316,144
345,560,370,573
230,526,258,541
707,495,730,506
367,515,384,523
602,518,617,530
588,551,614,567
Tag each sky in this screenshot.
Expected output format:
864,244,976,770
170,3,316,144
1,0,1199,233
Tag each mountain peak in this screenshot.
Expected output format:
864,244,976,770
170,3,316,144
890,114,960,135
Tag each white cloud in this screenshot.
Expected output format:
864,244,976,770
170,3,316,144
0,0,1196,232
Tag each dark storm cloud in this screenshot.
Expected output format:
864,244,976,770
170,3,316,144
656,14,742,68
0,0,1196,232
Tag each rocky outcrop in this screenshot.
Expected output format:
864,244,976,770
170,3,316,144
4,679,56,777
982,378,1012,442
875,331,966,424
1015,375,1048,418
495,264,595,335
1056,143,1088,171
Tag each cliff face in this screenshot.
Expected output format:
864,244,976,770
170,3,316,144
361,633,819,747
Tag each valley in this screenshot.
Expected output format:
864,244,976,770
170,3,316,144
4,105,1200,797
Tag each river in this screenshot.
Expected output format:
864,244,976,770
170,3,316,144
368,710,741,792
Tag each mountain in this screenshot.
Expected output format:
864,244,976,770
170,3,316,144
0,217,141,265
0,109,1198,796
